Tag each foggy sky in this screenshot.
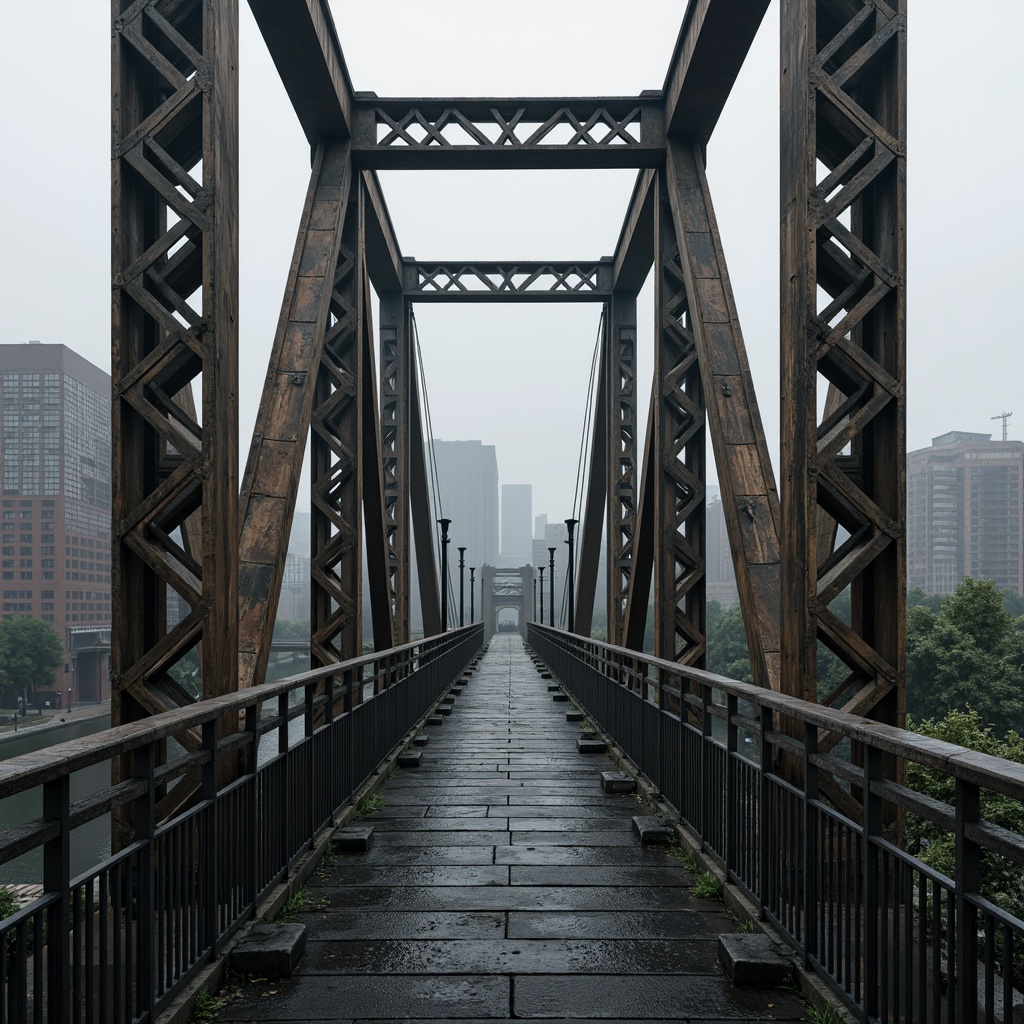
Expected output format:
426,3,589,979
1,2,1021,526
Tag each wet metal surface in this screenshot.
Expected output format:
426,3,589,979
220,636,809,1022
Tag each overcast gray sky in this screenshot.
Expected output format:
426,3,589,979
1,2,1021,525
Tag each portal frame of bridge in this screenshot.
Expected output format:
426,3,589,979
111,0,906,759
480,566,535,643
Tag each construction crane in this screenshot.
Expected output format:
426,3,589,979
992,411,1013,441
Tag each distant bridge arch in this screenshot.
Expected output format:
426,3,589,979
481,566,535,642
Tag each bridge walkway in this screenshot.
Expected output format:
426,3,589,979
220,635,808,1022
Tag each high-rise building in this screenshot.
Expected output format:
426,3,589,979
907,431,1024,596
501,484,533,566
431,440,499,569
534,513,548,541
0,342,112,700
706,497,739,608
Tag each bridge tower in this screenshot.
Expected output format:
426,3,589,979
109,0,906,764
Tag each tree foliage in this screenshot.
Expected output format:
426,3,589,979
905,708,1024,941
0,617,64,705
906,578,1024,737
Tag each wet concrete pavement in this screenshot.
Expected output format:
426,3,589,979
220,635,808,1022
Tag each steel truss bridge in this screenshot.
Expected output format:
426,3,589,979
1,1,1022,1023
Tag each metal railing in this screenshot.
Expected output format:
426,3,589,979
528,623,1024,1024
0,623,484,1024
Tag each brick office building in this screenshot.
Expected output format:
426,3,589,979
0,343,112,703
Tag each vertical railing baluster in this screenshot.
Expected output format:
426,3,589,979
803,721,818,969
201,719,219,955
133,742,156,1016
955,776,980,1023
862,745,882,1020
758,707,772,919
725,693,738,879
42,774,70,1024
245,704,259,912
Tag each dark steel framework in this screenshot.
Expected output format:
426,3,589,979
111,0,906,773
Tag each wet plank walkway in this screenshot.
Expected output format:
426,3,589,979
221,635,808,1022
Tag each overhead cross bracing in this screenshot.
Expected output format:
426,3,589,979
111,0,905,817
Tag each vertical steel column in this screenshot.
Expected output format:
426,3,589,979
652,174,706,665
605,293,638,647
574,328,607,637
237,141,352,688
379,294,411,643
111,0,238,786
310,193,362,665
409,346,442,636
780,0,906,720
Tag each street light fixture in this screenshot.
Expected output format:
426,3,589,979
548,547,556,627
438,518,452,631
564,518,579,633
458,546,467,627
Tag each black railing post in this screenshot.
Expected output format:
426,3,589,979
245,704,260,907
863,745,883,1020
564,518,578,632
803,721,819,968
201,718,219,952
548,547,556,627
700,683,713,843
438,518,452,631
469,567,476,623
43,772,71,1024
725,692,738,878
955,775,981,1023
758,707,772,920
458,547,466,627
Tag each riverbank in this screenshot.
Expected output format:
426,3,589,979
0,700,111,748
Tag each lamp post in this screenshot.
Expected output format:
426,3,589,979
469,567,476,623
533,578,537,621
458,546,466,627
538,566,545,624
438,518,452,631
548,547,556,627
564,518,579,633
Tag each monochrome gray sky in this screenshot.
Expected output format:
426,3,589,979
1,2,1021,525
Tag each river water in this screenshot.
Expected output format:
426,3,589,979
0,655,309,887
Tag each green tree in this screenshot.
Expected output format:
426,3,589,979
0,617,64,704
905,708,1024,982
906,578,1024,736
706,601,753,682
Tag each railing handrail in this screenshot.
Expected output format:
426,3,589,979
530,623,1024,802
0,624,484,797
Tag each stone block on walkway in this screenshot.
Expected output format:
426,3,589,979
632,815,674,844
547,683,560,691
552,693,568,703
229,922,306,977
332,825,374,851
398,749,423,768
601,771,636,794
566,711,583,722
412,734,429,746
577,737,607,754
436,704,453,716
540,671,553,679
718,933,794,987
427,715,444,726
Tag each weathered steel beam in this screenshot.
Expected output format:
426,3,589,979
663,0,772,141
665,139,782,691
379,293,411,643
409,353,442,638
652,173,706,666
612,170,655,293
621,387,657,652
247,0,354,142
358,262,397,651
112,0,239,716
310,193,362,665
362,170,403,294
352,95,664,170
780,0,906,732
404,261,613,303
605,293,639,647
574,330,608,637
237,141,352,690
